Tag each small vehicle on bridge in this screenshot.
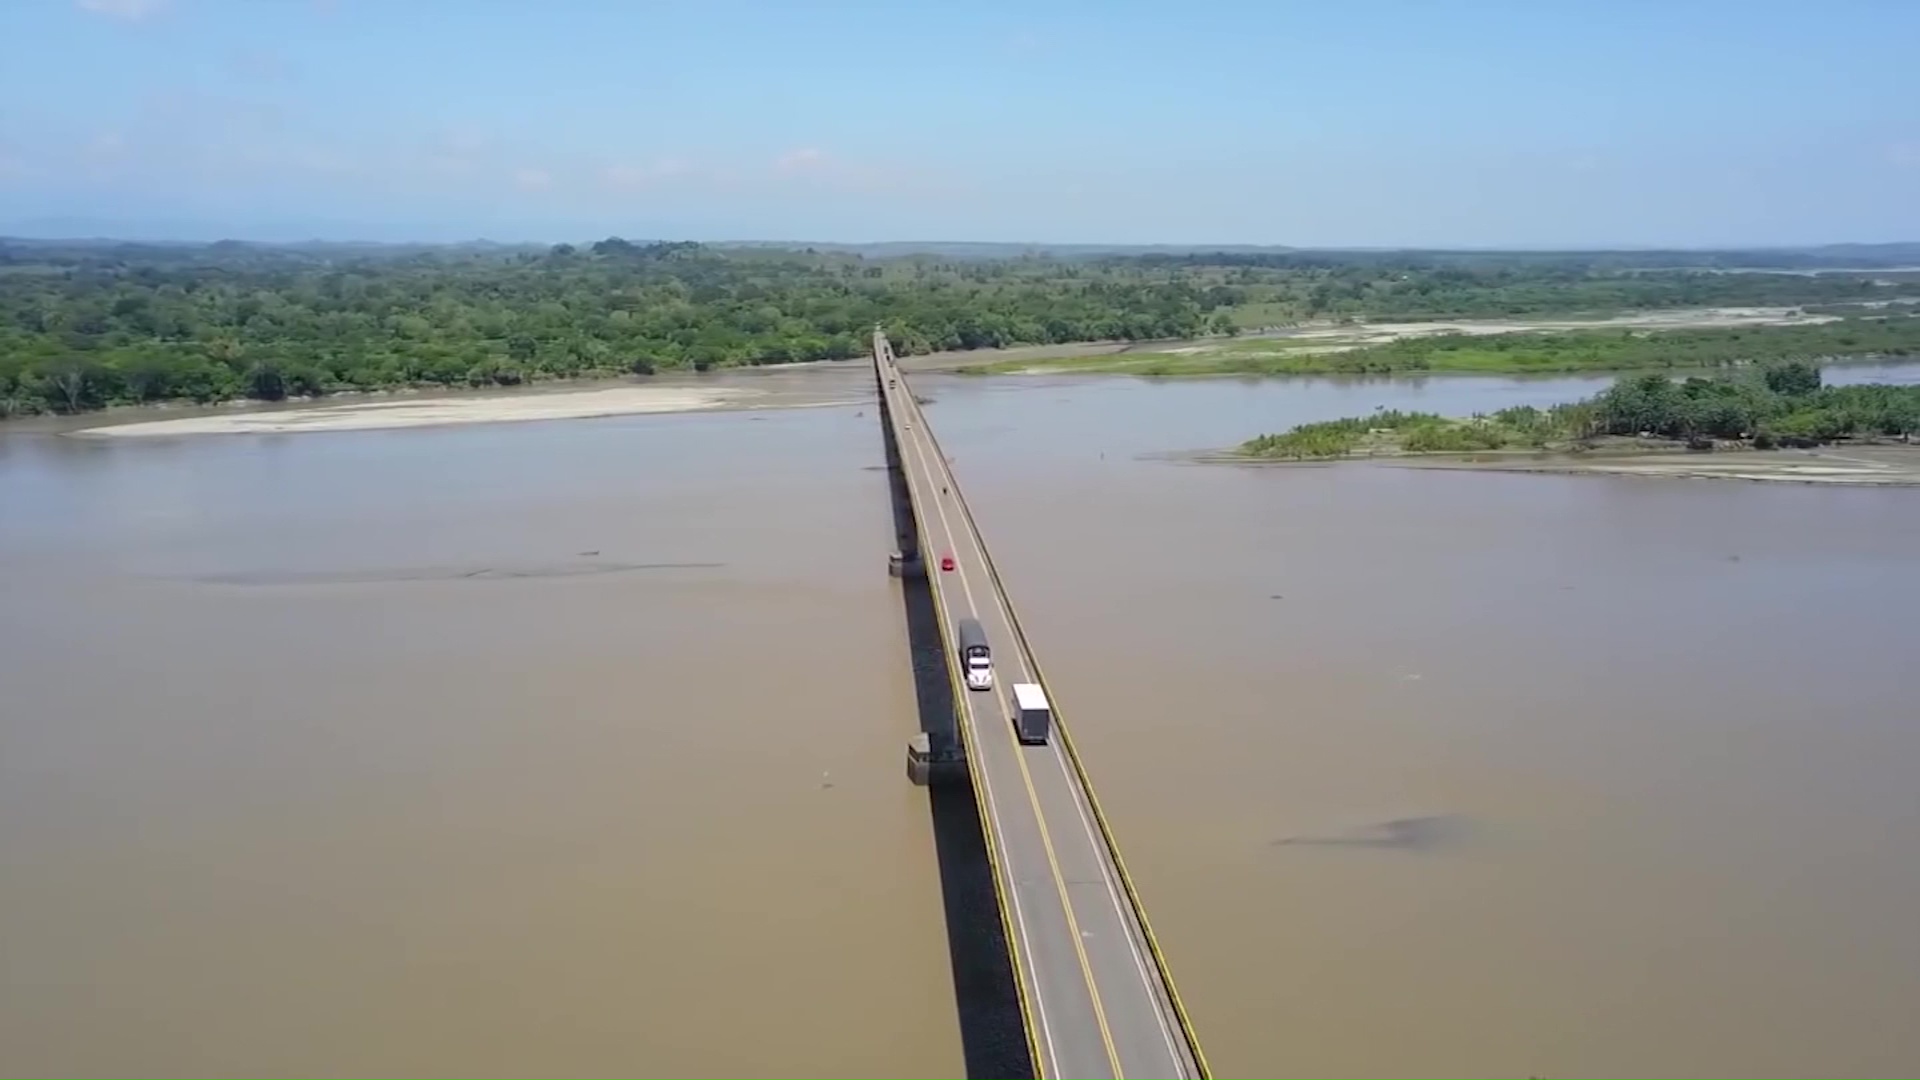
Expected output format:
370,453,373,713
940,554,956,572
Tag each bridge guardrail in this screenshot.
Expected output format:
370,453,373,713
873,351,1048,1078
897,362,1215,1080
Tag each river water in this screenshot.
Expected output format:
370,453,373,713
4,363,1919,1077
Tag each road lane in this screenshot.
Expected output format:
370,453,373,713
887,368,1099,1079
877,337,1199,1080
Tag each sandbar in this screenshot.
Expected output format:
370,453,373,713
1392,445,1920,486
75,385,768,438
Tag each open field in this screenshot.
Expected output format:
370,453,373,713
951,306,1849,376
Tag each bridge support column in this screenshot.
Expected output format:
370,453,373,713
888,549,926,579
905,731,966,787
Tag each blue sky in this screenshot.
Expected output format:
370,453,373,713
2,0,1917,246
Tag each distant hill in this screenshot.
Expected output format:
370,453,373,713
4,232,1919,271
713,240,1310,260
727,240,1920,269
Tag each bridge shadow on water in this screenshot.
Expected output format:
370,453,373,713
882,400,1034,1080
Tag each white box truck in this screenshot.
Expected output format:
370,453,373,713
1010,682,1051,745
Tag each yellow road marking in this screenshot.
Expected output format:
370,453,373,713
895,373,1125,1079
879,359,1059,1076
898,355,1213,1079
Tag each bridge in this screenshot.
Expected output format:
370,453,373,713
873,331,1211,1080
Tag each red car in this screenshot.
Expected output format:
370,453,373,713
940,554,956,572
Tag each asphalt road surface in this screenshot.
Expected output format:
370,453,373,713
877,338,1200,1080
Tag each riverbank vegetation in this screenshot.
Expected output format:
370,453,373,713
1238,362,1920,460
970,314,1920,378
6,236,1920,416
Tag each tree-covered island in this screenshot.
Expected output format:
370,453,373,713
1238,362,1920,459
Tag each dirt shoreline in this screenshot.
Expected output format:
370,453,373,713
1211,444,1920,486
74,386,753,438
64,371,868,439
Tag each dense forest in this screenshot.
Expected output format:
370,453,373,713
5,236,1920,417
1241,361,1920,458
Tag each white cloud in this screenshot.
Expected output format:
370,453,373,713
75,0,169,22
601,158,695,190
438,129,491,157
513,167,552,191
421,154,474,177
237,144,360,177
409,130,494,178
774,147,828,174
86,131,127,159
768,146,962,198
228,48,294,83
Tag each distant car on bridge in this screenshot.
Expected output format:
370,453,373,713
940,554,955,572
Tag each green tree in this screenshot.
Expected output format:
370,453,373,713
1763,359,1822,397
41,356,106,413
4,238,1918,417
246,359,288,401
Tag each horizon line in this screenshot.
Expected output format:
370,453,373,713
5,233,1920,255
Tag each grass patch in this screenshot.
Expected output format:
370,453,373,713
1239,408,1570,459
964,339,1353,377
1224,301,1303,329
969,315,1920,379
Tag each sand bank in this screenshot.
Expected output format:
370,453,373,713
76,385,770,438
1204,443,1920,486
1264,305,1839,350
1392,445,1920,486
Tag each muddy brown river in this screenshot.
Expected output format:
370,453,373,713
4,362,1919,1077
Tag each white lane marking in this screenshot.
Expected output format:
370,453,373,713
889,376,1063,1079
910,425,1125,1080
919,387,1189,1077
1047,748,1189,1076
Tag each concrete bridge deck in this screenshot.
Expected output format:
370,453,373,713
874,332,1209,1080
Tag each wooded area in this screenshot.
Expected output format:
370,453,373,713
4,237,1918,416
1241,362,1920,458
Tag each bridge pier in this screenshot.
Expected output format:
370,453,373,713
905,731,967,786
879,334,959,785
889,548,925,579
